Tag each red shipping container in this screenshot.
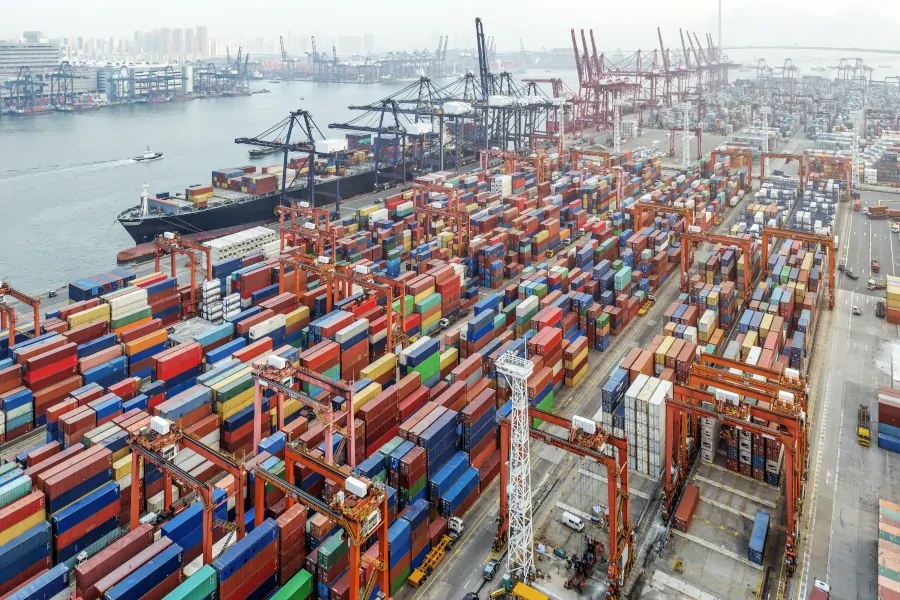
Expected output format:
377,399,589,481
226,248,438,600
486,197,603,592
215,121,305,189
63,320,110,346
26,354,78,387
0,365,23,395
58,298,101,321
32,374,83,418
75,523,156,599
220,543,278,599
41,447,112,500
0,490,45,535
153,342,202,380
25,442,60,467
233,337,274,363
89,537,173,600
140,569,183,600
399,387,430,421
15,337,69,364
24,445,83,482
118,318,163,343
108,377,139,400
78,345,123,374
55,501,118,549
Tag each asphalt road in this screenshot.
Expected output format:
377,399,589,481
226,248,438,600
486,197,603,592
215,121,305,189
794,187,900,600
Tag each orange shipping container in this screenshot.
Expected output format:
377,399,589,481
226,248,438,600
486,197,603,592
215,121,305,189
124,330,168,356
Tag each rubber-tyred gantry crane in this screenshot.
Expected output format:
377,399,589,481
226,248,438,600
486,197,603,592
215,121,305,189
495,407,633,598
128,423,248,565
663,357,808,577
0,281,41,347
278,202,336,254
759,152,805,186
411,183,471,258
263,442,389,600
154,232,212,318
633,200,694,232
680,232,754,300
761,227,835,309
709,149,753,188
668,126,702,161
276,253,408,352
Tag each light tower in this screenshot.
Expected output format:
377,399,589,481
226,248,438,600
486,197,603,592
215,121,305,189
760,105,772,178
851,109,861,189
682,102,691,169
613,98,623,154
496,351,536,583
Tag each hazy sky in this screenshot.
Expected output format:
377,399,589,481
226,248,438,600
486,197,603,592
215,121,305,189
5,0,900,51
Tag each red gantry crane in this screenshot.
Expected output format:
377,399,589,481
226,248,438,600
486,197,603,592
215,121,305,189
153,232,213,318
0,281,41,347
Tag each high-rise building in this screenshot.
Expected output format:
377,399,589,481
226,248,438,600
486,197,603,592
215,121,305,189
173,28,183,55
0,41,60,74
162,28,173,55
77,37,83,52
184,28,195,58
109,36,115,54
196,26,208,58
22,31,43,44
363,34,375,54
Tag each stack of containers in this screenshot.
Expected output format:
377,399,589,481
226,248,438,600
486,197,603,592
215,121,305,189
397,445,427,508
74,522,155,600
402,498,431,570
201,280,223,322
276,504,307,583
1,387,32,443
439,466,479,518
152,342,203,399
399,337,441,387
387,518,411,596
459,388,496,461
166,565,219,600
418,406,458,481
104,287,152,334
122,324,168,380
336,318,369,381
102,539,184,599
299,342,341,397
316,533,349,600
212,518,279,600
563,336,589,388
51,481,120,564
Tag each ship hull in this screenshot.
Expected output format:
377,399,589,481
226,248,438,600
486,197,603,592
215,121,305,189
119,169,380,244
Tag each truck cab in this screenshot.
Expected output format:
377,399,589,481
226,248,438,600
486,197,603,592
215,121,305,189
858,405,871,446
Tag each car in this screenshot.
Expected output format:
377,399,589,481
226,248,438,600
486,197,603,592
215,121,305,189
374,198,383,204
463,593,479,600
563,237,572,246
853,306,863,316
647,293,656,302
892,223,900,233
845,270,859,280
482,559,500,581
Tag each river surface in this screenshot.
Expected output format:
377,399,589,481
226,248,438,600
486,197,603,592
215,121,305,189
0,68,577,291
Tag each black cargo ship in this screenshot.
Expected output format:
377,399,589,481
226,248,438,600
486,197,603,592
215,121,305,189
117,169,381,244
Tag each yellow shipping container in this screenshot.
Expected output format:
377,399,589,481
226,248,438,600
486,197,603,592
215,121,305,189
353,382,382,410
68,304,111,328
270,397,302,425
286,306,310,328
346,223,359,235
565,346,589,370
361,353,397,381
114,453,133,481
359,205,379,217
132,272,166,287
0,510,46,546
512,583,549,600
706,291,719,308
533,231,549,244
422,312,441,329
439,348,458,372
655,336,674,366
414,287,436,304
565,364,588,388
760,313,773,339
210,366,254,398
217,389,254,420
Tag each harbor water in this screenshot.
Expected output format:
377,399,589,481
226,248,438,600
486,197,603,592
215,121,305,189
0,69,578,292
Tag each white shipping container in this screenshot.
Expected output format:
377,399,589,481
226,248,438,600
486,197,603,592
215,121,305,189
249,314,288,340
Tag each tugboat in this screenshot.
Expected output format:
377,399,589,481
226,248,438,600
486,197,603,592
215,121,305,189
134,146,163,162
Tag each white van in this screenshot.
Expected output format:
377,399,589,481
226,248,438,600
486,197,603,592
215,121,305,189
561,511,585,532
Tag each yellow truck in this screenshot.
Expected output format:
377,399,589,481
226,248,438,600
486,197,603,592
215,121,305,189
858,405,871,447
406,517,464,587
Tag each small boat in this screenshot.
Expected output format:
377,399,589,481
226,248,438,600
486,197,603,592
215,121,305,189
269,79,282,84
134,146,163,162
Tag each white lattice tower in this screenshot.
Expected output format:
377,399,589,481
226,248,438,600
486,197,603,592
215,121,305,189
613,99,623,154
496,351,536,583
852,109,861,189
682,102,691,169
760,106,772,177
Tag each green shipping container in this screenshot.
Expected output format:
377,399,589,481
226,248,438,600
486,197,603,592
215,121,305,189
163,564,217,600
532,391,554,428
390,565,411,596
392,295,415,315
378,436,405,458
492,313,506,332
318,533,349,569
216,373,253,403
412,354,440,382
269,568,314,600
415,294,442,314
0,474,31,510
110,307,153,331
0,463,18,478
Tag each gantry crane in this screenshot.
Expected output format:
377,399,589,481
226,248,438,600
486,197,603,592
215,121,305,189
663,358,807,577
0,281,41,347
260,442,389,600
709,149,753,187
275,253,409,351
633,200,694,232
411,183,471,257
680,232,755,300
761,227,835,309
804,153,853,196
128,422,249,565
277,203,336,255
236,110,349,218
154,232,213,318
759,152,805,187
668,126,702,161
495,407,633,598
